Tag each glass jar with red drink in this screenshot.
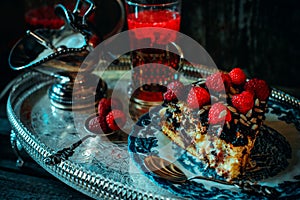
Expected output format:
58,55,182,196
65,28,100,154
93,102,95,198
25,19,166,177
125,0,182,107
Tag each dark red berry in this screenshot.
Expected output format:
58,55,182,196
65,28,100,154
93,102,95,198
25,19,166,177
208,103,232,124
187,86,210,109
98,98,111,117
206,72,232,92
229,68,247,85
163,81,184,102
167,81,184,92
99,115,112,134
88,116,101,134
106,110,126,131
232,91,254,114
244,78,270,101
88,115,111,134
163,89,177,102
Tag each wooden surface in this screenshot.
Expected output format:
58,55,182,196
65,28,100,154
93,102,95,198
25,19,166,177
0,97,92,200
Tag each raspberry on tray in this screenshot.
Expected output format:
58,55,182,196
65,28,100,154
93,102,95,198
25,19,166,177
87,97,126,134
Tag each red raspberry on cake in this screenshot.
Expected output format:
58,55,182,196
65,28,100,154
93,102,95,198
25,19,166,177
229,68,247,85
106,110,126,131
163,81,184,102
231,91,254,114
159,69,271,180
187,86,210,109
208,103,232,124
244,78,270,101
167,81,184,92
206,72,232,92
163,90,177,102
159,69,271,181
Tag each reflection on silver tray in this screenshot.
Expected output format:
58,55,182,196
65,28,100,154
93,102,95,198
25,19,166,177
7,67,300,199
7,71,178,200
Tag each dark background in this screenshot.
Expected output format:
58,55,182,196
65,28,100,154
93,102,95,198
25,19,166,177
0,0,25,91
0,0,299,96
180,0,300,94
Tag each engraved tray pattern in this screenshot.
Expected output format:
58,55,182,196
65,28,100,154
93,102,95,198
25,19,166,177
7,71,178,200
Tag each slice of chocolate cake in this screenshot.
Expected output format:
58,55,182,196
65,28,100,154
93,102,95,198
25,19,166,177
159,68,270,181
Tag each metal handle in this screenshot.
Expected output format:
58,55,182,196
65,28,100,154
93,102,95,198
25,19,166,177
168,41,184,73
72,0,96,26
26,30,56,51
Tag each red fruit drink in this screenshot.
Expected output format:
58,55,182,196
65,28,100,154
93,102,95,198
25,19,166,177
127,10,181,103
25,5,65,29
25,3,94,30
127,10,181,45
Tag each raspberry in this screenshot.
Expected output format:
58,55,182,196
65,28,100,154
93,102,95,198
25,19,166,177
88,116,111,134
88,116,102,134
96,98,125,133
187,86,210,109
163,81,184,102
206,72,232,92
244,78,270,101
163,89,177,102
106,110,126,131
231,91,254,114
97,98,111,117
229,68,247,85
208,103,232,124
99,115,112,133
167,81,184,92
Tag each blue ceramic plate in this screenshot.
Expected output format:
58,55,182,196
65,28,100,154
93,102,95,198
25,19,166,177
128,98,300,199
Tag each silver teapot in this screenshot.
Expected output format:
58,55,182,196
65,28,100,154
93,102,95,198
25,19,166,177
9,0,125,109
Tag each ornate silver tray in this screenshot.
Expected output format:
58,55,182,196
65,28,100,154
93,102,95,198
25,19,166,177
7,70,179,199
7,66,300,199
